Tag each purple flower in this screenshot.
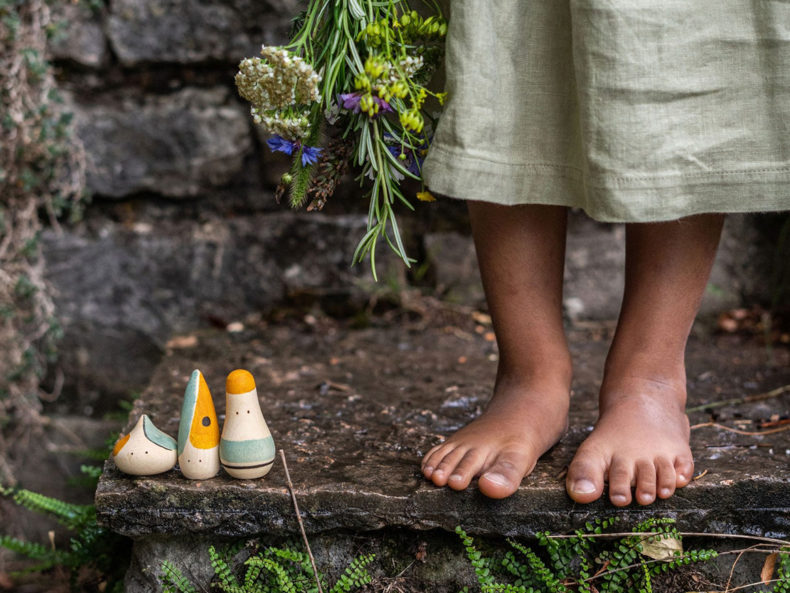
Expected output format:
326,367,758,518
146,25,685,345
339,92,362,113
373,96,394,114
266,135,323,167
338,91,393,117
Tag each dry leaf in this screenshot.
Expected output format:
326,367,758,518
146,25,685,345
762,552,778,585
639,534,682,561
472,311,492,325
166,334,198,349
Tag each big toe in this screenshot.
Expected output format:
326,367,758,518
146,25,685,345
478,451,533,499
566,450,605,504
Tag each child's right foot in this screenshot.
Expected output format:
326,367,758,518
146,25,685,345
422,373,570,499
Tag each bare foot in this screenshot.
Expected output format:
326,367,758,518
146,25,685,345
566,376,694,506
422,374,570,499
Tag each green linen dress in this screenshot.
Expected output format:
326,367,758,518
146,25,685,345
422,0,790,222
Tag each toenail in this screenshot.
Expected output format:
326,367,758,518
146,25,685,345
678,474,688,482
449,474,462,482
639,493,654,503
424,465,434,472
482,472,509,486
571,479,596,494
660,488,671,497
611,494,628,505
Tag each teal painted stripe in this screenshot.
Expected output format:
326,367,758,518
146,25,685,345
143,415,177,451
177,370,200,455
220,436,275,464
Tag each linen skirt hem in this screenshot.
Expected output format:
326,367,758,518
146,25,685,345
423,144,790,223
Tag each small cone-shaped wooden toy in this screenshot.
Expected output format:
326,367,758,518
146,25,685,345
177,369,220,479
220,369,275,479
112,414,177,476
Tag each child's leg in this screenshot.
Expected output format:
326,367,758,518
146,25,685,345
422,202,572,499
566,214,725,506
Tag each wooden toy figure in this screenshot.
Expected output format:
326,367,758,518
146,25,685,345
220,369,276,479
112,414,177,476
177,369,220,479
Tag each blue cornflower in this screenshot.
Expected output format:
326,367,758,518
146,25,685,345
300,145,322,166
266,135,322,167
266,135,297,155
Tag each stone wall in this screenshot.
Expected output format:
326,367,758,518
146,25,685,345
42,0,783,414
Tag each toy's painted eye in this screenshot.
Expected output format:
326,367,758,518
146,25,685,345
202,416,211,427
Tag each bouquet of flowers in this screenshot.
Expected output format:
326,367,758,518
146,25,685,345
235,0,447,278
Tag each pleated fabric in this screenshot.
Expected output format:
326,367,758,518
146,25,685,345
422,0,790,221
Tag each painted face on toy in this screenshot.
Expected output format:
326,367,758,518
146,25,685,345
220,369,276,479
112,414,177,476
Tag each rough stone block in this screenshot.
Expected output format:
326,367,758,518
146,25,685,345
69,87,252,198
424,232,485,306
49,2,108,67
42,211,390,411
106,0,301,66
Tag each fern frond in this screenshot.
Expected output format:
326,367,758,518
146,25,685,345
456,526,497,589
774,549,790,593
482,584,529,593
10,488,94,530
508,539,569,593
329,553,375,593
159,560,198,593
210,544,241,590
247,557,298,593
0,534,68,572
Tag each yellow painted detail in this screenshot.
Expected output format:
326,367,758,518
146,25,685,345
416,191,436,202
189,372,219,449
112,432,130,456
226,369,256,395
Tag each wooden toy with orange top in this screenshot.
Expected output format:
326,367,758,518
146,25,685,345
220,369,276,479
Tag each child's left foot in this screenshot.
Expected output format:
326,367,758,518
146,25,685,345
566,374,694,506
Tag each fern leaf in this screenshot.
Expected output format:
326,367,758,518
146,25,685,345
247,557,298,593
329,553,375,593
10,488,93,530
159,560,198,593
456,526,498,589
209,544,241,590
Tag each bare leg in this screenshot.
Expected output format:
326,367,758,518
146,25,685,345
566,214,725,506
422,202,572,498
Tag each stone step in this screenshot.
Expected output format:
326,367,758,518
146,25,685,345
95,310,790,590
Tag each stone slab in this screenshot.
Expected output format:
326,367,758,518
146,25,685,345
96,313,790,538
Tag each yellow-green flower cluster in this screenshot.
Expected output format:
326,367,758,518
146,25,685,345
236,46,321,111
358,11,447,46
352,54,427,122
